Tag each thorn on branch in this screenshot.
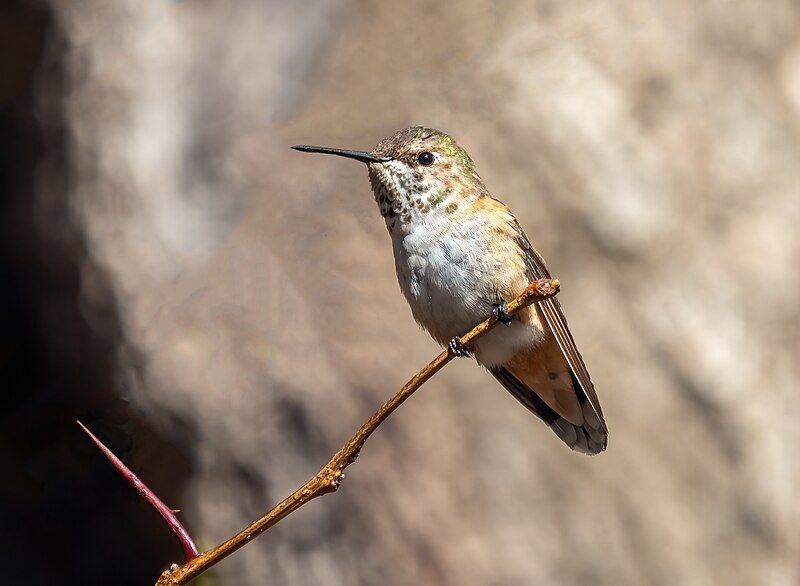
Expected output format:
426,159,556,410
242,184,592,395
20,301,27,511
77,421,200,562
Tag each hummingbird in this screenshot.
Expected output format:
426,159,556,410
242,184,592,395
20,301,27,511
292,127,607,454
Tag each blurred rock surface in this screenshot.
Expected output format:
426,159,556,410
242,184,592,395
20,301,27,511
3,0,799,584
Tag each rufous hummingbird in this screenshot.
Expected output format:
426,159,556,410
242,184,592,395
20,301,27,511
293,127,607,454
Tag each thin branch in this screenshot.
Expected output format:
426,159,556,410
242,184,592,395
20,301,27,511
155,277,560,586
77,421,200,562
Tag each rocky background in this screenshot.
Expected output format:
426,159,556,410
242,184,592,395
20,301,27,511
2,1,799,584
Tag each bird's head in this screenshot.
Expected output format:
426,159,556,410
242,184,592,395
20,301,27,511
293,127,487,232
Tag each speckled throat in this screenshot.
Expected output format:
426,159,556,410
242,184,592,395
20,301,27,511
367,161,485,235
368,162,449,232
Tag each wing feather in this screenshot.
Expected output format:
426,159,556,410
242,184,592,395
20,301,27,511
490,366,606,454
508,219,607,432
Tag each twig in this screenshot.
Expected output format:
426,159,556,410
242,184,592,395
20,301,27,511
77,421,200,562
155,277,560,586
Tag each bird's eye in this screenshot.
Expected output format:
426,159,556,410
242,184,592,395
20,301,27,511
417,151,435,166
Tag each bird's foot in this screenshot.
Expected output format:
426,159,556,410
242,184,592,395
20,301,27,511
448,336,471,358
493,301,514,326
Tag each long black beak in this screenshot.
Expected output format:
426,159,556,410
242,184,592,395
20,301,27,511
291,145,392,163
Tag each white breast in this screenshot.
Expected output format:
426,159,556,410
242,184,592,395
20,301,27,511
391,212,547,367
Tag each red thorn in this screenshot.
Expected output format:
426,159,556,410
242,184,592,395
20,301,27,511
77,420,200,561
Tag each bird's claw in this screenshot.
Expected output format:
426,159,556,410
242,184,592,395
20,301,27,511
493,301,514,326
448,336,471,358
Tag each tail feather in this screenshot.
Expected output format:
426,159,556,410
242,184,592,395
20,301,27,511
490,366,607,455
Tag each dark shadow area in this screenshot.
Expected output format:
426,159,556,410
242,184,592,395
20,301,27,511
0,2,195,583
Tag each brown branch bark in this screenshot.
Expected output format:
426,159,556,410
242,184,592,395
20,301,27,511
155,277,561,586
